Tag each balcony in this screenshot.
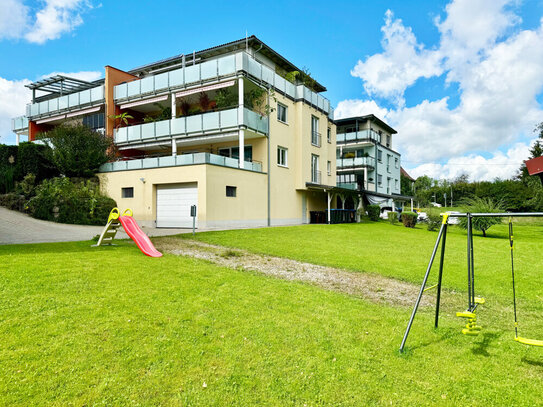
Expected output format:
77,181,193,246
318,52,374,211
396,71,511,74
311,131,321,147
11,116,29,132
336,129,380,144
337,182,358,190
114,108,267,145
26,85,105,119
113,51,333,118
99,152,262,173
336,156,376,170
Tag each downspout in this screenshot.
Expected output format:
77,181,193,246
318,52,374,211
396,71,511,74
267,88,271,227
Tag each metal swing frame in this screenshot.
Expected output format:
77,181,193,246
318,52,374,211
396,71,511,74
399,212,543,353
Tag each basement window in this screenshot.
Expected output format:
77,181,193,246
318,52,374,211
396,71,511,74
122,187,134,198
226,186,237,197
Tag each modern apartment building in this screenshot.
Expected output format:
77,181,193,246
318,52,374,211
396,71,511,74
11,36,341,228
335,115,405,209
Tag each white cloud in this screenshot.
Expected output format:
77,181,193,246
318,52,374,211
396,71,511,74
335,99,389,120
0,0,29,40
40,70,103,82
0,0,93,44
338,1,543,181
0,77,31,144
350,10,442,106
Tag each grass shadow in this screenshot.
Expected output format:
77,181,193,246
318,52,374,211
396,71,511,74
521,356,543,368
471,331,502,356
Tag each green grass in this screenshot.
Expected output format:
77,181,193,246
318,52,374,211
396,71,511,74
181,221,543,304
2,226,543,405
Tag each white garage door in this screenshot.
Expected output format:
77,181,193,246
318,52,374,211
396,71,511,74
156,183,198,228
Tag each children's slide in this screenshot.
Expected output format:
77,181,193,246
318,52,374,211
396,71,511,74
119,214,163,257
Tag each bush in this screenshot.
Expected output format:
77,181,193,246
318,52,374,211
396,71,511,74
367,205,381,221
38,124,113,177
15,142,58,182
27,177,117,225
0,144,18,194
426,209,442,231
0,193,25,211
401,211,417,228
387,211,398,224
458,197,503,237
16,173,37,199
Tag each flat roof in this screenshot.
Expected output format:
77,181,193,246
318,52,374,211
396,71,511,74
127,35,327,93
335,114,397,134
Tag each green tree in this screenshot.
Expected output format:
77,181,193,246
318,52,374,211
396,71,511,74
38,124,113,178
458,197,503,237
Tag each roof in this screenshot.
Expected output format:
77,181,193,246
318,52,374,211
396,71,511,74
525,156,543,176
335,114,397,134
400,167,415,181
127,35,327,92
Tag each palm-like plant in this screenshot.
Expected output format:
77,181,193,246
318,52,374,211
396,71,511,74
458,197,503,237
108,112,134,129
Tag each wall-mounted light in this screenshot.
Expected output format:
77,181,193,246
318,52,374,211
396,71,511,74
140,177,146,184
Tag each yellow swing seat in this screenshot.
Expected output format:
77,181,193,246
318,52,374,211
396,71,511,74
515,336,543,347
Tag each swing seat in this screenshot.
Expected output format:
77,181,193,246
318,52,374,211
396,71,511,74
474,297,485,304
515,337,543,347
456,311,476,319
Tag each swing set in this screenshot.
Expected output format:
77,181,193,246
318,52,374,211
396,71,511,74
399,212,543,352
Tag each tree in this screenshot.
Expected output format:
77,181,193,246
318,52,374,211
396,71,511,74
38,124,113,177
458,197,503,237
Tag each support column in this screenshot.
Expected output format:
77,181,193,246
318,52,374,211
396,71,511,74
172,139,177,156
238,77,244,169
411,198,414,211
171,94,177,118
327,191,331,224
16,134,20,146
363,167,368,189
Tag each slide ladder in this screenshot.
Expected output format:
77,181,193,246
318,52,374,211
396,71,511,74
93,208,122,246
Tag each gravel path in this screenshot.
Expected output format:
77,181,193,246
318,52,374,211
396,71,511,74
157,238,434,308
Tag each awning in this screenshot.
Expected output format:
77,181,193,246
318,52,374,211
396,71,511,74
175,80,236,98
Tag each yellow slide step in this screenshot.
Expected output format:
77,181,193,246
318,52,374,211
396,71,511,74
474,297,485,304
515,337,543,347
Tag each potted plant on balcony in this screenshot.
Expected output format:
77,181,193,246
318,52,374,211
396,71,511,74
108,112,134,129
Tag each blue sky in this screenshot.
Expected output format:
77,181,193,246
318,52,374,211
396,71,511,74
1,0,543,180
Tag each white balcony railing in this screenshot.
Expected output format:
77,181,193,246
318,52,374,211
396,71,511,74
114,108,267,144
336,156,376,169
336,129,380,144
11,116,29,131
27,85,105,119
99,152,262,173
113,51,332,117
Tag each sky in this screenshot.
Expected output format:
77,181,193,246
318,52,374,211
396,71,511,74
1,0,543,181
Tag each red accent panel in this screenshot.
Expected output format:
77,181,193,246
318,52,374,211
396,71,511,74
525,156,543,176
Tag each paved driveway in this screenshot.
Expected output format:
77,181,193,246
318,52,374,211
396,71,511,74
0,207,191,245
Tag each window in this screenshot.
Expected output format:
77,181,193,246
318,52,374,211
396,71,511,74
311,154,320,183
277,146,288,167
121,187,134,198
395,157,399,169
386,134,391,148
82,113,105,130
218,146,253,161
395,179,399,190
327,160,331,176
327,127,331,143
377,150,382,162
387,154,392,173
377,174,383,186
311,116,320,147
226,186,237,197
277,103,287,123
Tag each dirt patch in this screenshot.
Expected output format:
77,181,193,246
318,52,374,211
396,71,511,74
156,238,434,308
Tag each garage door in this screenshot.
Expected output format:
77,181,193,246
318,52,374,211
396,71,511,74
156,183,198,228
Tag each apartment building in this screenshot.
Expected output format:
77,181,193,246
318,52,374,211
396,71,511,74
336,115,406,209
11,36,339,228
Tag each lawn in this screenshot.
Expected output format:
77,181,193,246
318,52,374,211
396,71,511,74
1,222,543,405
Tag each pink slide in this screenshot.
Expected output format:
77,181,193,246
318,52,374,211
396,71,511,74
119,215,163,258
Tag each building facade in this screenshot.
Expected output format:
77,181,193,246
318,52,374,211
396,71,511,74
335,115,404,209
11,36,339,229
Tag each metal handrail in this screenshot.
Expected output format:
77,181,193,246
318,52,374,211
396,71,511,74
311,131,321,147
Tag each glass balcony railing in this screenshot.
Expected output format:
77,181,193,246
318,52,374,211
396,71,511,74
336,129,380,144
337,182,358,190
336,156,376,169
99,152,262,173
11,116,29,131
26,85,105,119
114,51,332,116
114,108,267,144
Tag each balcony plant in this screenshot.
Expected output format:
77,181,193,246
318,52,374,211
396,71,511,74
215,88,237,110
198,92,211,112
178,100,190,116
108,112,134,129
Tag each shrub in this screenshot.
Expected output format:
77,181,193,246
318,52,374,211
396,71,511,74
426,209,442,231
38,124,113,177
16,173,37,199
458,197,503,237
387,211,398,224
401,211,417,228
367,205,381,221
0,144,18,194
15,142,58,182
0,193,25,211
27,177,117,225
